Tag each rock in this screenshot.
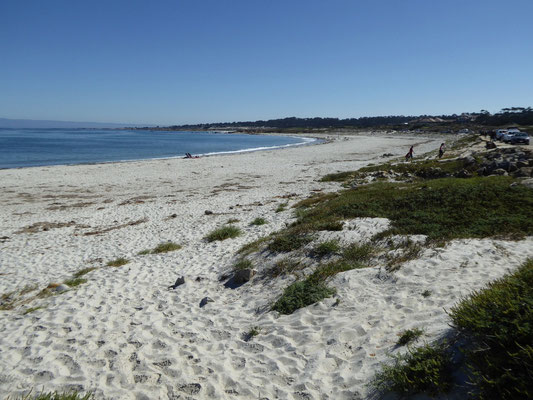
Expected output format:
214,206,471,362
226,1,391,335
514,167,533,178
497,160,511,171
486,141,497,149
204,210,213,215
516,161,529,168
233,269,256,284
382,153,394,157
169,276,185,289
169,213,177,218
199,297,214,308
520,178,533,189
491,168,507,176
53,284,70,292
177,383,202,395
508,163,518,172
477,167,487,176
462,156,476,167
454,169,472,178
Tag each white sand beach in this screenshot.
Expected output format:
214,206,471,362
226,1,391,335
1,134,532,399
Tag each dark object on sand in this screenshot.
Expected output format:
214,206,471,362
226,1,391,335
199,297,214,307
169,276,185,289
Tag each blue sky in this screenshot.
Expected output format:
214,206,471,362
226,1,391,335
1,0,532,125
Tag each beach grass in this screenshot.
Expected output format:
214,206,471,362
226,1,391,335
372,343,453,397
272,279,336,315
312,240,341,258
294,176,533,242
268,233,314,253
73,267,97,278
449,258,533,399
266,257,304,278
22,306,44,315
250,217,267,226
396,328,424,346
205,225,242,242
151,242,182,254
233,258,253,271
63,278,87,287
13,391,93,400
106,257,129,267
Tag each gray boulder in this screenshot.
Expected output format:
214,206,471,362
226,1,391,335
454,169,472,178
514,167,533,178
233,269,256,284
462,156,476,167
520,178,533,189
491,169,507,176
486,141,497,149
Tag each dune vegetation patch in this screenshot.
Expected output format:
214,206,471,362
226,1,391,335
294,176,533,242
312,240,341,258
73,267,97,278
374,258,533,399
449,258,533,399
272,279,336,315
139,242,182,255
13,390,94,400
372,343,453,397
205,225,242,242
250,217,267,226
106,257,129,267
396,328,424,346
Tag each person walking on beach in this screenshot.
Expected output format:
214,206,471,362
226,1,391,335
438,143,445,158
405,145,414,161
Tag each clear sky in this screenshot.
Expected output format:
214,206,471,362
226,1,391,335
1,0,532,125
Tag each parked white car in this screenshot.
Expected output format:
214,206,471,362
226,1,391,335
502,131,518,142
495,129,508,140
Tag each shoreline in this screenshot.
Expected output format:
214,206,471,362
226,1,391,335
0,130,319,171
3,133,530,399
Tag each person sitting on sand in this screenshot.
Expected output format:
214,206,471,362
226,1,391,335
438,143,445,159
405,146,414,161
185,153,192,158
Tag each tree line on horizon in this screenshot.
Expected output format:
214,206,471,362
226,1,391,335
140,107,533,130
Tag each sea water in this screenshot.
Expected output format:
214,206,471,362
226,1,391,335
0,129,315,169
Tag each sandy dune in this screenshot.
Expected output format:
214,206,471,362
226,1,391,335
1,133,532,399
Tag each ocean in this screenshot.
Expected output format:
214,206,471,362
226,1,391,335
0,129,315,169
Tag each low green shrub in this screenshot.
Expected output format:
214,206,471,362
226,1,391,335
22,306,44,315
449,258,533,399
372,343,453,397
73,267,97,278
275,202,288,213
272,280,336,315
313,240,340,258
342,243,374,263
251,217,267,226
308,260,358,282
18,391,93,400
266,258,303,277
233,259,253,271
205,225,242,242
106,257,129,267
295,177,533,241
63,278,87,287
268,233,313,253
396,328,424,346
151,242,182,254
